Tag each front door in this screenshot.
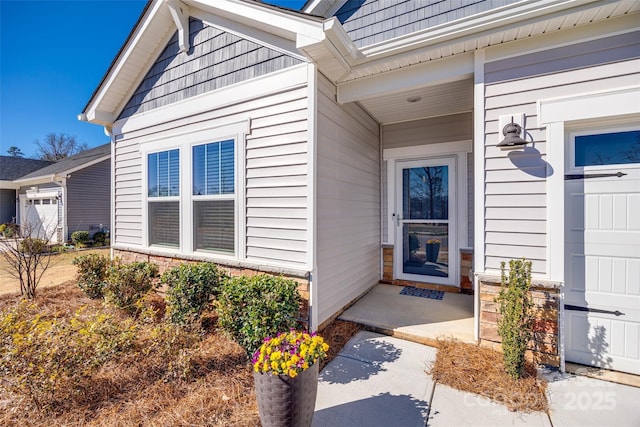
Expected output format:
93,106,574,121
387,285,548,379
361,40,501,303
564,127,640,375
395,157,456,285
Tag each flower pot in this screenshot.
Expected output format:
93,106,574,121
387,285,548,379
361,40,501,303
253,362,319,427
426,243,440,263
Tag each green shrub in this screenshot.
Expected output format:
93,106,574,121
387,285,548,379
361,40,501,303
495,258,534,379
19,237,47,254
73,254,112,299
216,274,301,355
0,301,137,411
2,223,16,237
161,262,227,325
92,231,107,246
71,230,90,248
104,260,159,313
0,223,6,234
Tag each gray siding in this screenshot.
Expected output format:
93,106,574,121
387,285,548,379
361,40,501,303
485,31,640,84
0,189,17,223
316,73,380,326
335,0,521,48
119,18,303,120
66,159,111,240
483,33,640,275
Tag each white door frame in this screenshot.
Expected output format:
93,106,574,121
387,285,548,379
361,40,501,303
383,140,471,286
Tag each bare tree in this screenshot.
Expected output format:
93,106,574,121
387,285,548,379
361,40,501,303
6,146,25,158
34,133,88,161
0,221,56,299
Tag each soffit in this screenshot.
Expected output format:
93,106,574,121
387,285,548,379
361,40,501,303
358,79,473,125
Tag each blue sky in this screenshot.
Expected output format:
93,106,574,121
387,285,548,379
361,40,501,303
0,0,308,159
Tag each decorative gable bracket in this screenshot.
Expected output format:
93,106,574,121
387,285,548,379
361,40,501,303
166,0,191,53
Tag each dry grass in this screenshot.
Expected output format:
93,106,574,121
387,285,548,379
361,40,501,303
429,339,548,413
0,247,110,296
0,283,361,426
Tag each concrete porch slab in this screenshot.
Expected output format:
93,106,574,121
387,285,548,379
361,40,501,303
339,284,474,344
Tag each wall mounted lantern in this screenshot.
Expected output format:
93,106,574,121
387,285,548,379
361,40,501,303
498,113,528,150
497,118,528,148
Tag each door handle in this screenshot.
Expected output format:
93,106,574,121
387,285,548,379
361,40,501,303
565,304,625,316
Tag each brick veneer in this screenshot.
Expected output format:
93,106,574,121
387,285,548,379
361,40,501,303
381,245,474,294
479,275,560,367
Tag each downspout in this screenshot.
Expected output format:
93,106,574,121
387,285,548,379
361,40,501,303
105,125,115,261
52,175,67,244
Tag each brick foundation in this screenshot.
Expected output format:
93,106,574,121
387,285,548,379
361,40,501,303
478,275,560,367
380,245,474,294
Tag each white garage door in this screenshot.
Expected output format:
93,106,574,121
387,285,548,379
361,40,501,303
565,127,640,375
21,194,61,244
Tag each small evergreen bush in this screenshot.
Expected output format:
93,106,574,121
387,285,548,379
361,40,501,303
217,274,301,355
104,260,159,313
71,230,90,248
161,262,227,325
73,253,112,299
495,258,534,379
92,231,108,246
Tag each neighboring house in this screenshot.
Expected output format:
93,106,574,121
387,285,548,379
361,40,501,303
14,144,111,244
80,0,640,375
0,156,54,224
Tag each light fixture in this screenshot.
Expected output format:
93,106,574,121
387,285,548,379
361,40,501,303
497,118,528,148
406,96,422,103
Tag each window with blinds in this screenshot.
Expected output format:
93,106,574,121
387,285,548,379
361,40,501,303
192,140,235,253
148,149,180,247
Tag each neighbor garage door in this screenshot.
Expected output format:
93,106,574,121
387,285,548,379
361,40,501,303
564,127,640,375
21,193,61,244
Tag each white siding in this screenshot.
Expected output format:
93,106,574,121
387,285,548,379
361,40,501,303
114,139,143,246
112,69,309,269
316,73,380,326
483,32,640,275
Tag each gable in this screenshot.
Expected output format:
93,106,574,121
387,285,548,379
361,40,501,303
118,18,304,120
335,0,522,48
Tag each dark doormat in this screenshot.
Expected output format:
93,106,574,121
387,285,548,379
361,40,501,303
399,286,445,300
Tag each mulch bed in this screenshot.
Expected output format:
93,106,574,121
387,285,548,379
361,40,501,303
428,339,548,412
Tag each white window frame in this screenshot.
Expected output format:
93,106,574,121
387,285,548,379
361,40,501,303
191,139,237,256
568,124,640,174
140,120,249,259
145,148,181,250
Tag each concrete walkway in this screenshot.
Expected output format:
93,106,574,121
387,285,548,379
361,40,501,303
313,331,640,427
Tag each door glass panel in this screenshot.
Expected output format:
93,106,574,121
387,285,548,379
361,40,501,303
575,130,640,166
402,223,449,277
402,166,448,219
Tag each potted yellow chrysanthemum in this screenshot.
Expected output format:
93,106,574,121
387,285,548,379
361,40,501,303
252,330,329,427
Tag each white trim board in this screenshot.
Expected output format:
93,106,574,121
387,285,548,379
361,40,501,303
538,85,640,125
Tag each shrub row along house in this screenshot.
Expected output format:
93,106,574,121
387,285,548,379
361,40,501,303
79,0,639,375
0,145,111,244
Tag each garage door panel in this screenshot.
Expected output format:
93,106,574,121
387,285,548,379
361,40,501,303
566,312,640,373
565,127,640,375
